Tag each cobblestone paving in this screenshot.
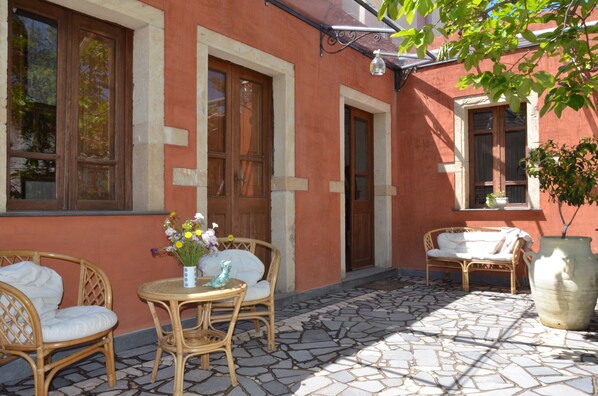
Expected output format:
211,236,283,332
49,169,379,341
2,277,597,395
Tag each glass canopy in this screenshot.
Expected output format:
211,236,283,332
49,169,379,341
266,0,438,70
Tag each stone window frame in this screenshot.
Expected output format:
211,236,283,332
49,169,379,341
0,0,165,211
447,93,540,210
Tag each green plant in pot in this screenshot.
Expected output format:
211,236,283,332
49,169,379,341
523,136,598,330
486,190,508,209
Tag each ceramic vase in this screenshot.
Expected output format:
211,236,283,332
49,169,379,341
183,266,198,288
524,236,598,330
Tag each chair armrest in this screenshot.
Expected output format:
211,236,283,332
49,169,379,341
78,259,113,309
0,281,44,349
423,231,436,253
511,237,526,262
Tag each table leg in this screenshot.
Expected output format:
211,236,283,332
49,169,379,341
198,303,210,369
170,300,185,395
173,353,184,396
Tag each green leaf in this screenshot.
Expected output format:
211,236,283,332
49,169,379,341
508,95,521,112
521,30,538,43
568,94,585,110
378,2,388,19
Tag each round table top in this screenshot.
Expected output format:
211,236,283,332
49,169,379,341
137,277,246,301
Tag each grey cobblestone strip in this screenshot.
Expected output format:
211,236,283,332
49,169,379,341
1,277,596,395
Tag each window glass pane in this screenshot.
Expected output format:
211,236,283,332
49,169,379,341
239,160,263,198
473,111,493,130
506,185,526,203
474,186,493,206
9,157,56,200
208,69,226,152
78,31,114,160
354,118,368,172
10,10,57,154
344,107,351,168
239,80,263,156
474,134,493,182
505,107,526,128
208,158,225,196
78,163,114,200
354,175,368,200
505,130,527,181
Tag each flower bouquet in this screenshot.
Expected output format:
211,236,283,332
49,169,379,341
151,212,219,287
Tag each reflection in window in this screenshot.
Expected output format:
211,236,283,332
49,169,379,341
7,0,132,210
9,9,58,200
469,104,527,207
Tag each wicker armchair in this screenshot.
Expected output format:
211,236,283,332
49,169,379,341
202,238,281,350
0,251,117,396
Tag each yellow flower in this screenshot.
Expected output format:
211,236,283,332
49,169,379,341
227,234,235,241
184,231,192,239
196,230,202,236
170,211,176,217
175,241,183,249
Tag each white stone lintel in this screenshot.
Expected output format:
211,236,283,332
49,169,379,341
438,162,462,173
374,185,397,196
173,168,207,187
164,126,188,146
329,181,344,194
272,177,308,192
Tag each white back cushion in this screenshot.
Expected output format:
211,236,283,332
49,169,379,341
437,232,502,254
0,261,63,319
199,250,265,286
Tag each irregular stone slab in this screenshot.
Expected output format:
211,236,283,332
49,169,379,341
500,364,540,388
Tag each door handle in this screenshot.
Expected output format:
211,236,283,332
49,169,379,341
234,174,245,186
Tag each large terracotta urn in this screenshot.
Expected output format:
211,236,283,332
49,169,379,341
524,236,598,330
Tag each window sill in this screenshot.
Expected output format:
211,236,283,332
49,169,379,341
0,210,169,217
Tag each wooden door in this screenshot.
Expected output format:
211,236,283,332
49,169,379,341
207,58,272,243
345,106,374,271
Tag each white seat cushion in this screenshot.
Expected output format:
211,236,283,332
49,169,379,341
427,249,512,261
42,306,118,343
200,250,265,286
245,280,271,302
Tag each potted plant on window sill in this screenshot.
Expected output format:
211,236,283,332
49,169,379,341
486,191,508,209
523,136,598,330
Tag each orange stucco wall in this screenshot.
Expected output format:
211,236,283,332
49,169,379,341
0,214,176,334
2,0,596,338
153,0,396,293
393,52,598,277
0,0,396,335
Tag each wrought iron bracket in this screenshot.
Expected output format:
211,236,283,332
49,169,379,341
394,67,416,92
320,29,382,56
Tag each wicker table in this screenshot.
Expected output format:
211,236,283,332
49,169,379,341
137,277,247,395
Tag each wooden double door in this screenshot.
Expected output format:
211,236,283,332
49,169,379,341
207,58,272,242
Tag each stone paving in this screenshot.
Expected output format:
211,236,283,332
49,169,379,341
1,276,597,395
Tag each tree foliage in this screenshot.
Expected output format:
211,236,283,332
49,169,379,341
378,0,598,117
524,137,598,237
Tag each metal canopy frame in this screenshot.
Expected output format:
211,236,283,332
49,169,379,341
265,0,437,91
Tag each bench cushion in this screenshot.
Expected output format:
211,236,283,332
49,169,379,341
437,232,503,255
427,249,512,261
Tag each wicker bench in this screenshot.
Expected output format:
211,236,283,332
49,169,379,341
424,227,527,294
